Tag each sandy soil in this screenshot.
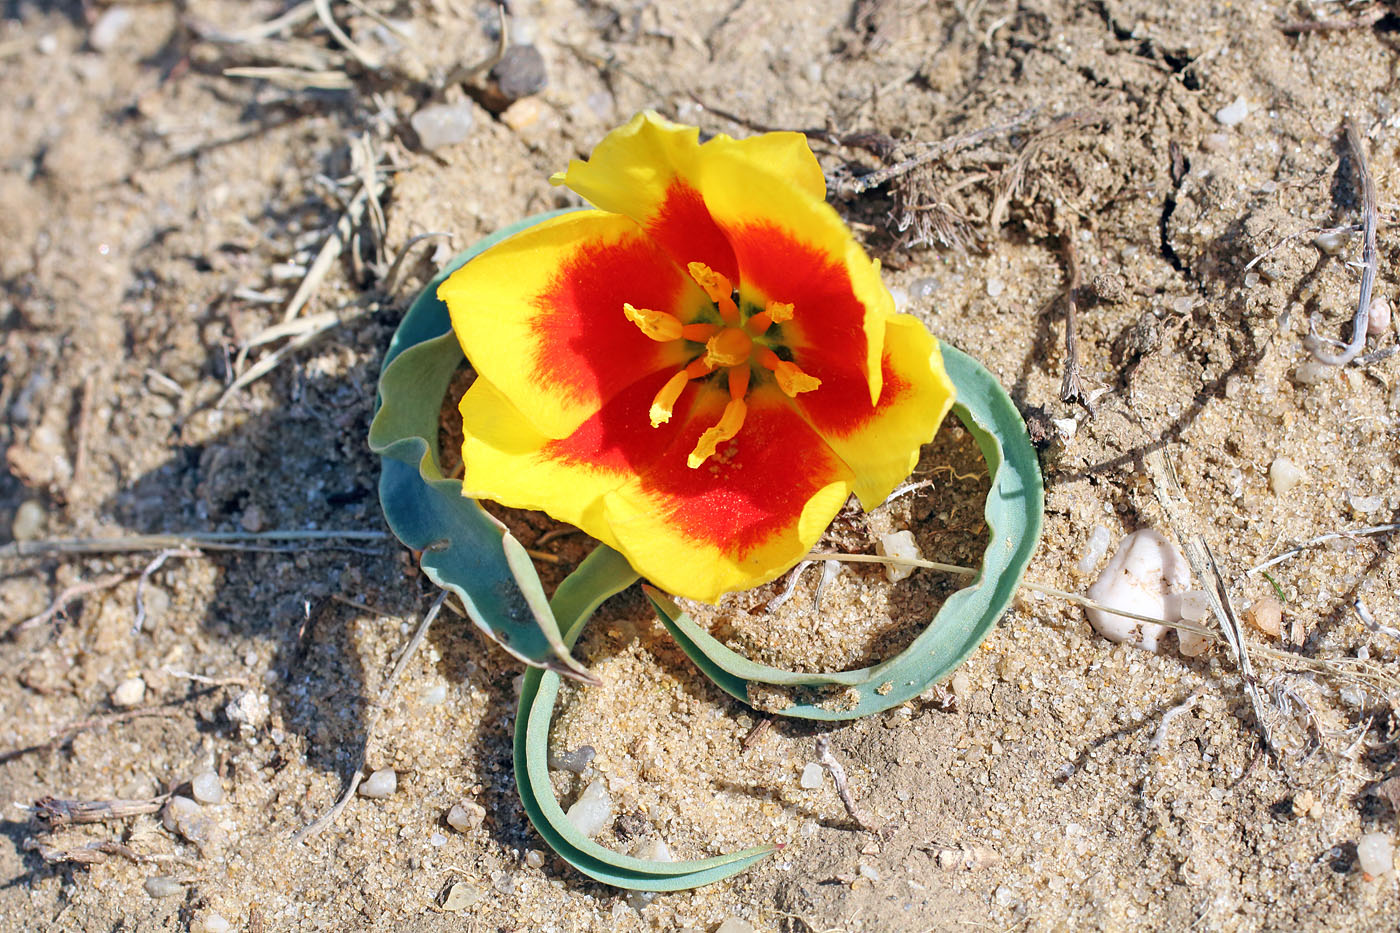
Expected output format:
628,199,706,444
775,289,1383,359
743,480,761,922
2,1,1399,931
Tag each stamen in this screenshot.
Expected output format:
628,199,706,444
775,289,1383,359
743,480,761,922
687,261,740,325
688,398,748,468
758,349,821,397
727,364,750,400
624,303,683,342
649,371,689,427
746,301,792,335
649,359,715,427
704,327,753,368
680,323,719,342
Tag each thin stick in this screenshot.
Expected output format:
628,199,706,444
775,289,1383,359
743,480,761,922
10,572,130,635
290,769,364,845
832,109,1039,199
1278,9,1385,34
219,310,364,406
72,374,96,491
132,548,201,634
1148,687,1204,752
377,590,449,707
1306,120,1378,366
1059,216,1090,409
312,0,381,69
1247,522,1399,575
221,66,354,90
294,590,449,843
32,795,168,827
0,706,182,765
815,736,877,831
281,186,368,324
381,231,453,297
440,2,509,88
1,529,388,560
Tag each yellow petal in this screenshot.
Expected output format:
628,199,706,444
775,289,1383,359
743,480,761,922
438,210,704,440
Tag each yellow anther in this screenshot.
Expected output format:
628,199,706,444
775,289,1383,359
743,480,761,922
758,348,820,397
704,327,753,368
687,261,740,324
773,360,821,397
649,371,689,427
687,262,732,302
688,398,748,469
765,300,794,323
624,303,683,342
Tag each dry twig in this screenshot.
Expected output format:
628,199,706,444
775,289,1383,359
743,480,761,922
1059,216,1091,410
31,795,167,828
1,529,388,560
9,571,131,636
815,736,877,831
1305,120,1379,366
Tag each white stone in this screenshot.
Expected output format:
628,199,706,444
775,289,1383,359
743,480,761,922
224,690,269,731
1076,525,1112,573
191,770,224,805
1215,96,1248,126
565,779,612,837
89,7,133,51
1293,360,1336,385
985,278,1006,298
1367,296,1391,335
632,837,673,862
447,801,485,832
196,913,231,933
411,102,475,151
876,530,922,582
1268,457,1306,495
358,768,397,799
1358,832,1394,876
716,920,755,933
1085,529,1191,652
1313,229,1352,255
11,500,45,541
144,876,184,898
799,762,824,789
111,677,146,708
950,670,972,700
421,683,448,706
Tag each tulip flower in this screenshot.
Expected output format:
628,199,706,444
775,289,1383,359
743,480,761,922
439,112,955,602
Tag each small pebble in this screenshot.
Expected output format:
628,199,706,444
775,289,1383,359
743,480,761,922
548,744,596,774
429,832,447,847
985,278,1006,298
1215,95,1249,126
489,45,547,102
1245,598,1283,638
875,530,922,583
1243,272,1260,288
1173,591,1212,656
565,779,612,838
163,795,220,849
1089,272,1127,304
447,800,485,832
1367,296,1391,335
1076,525,1112,574
524,849,545,868
1313,229,1352,255
190,770,224,805
1357,832,1394,877
950,670,972,701
224,690,270,731
111,676,146,708
716,920,754,933
11,500,45,541
1085,529,1190,652
858,862,881,882
239,504,264,533
196,913,231,933
440,882,481,912
1267,457,1306,495
799,762,824,789
420,683,448,706
1293,360,1336,386
359,768,397,799
89,6,132,51
910,276,939,300
411,102,475,151
144,876,184,898
500,97,543,131
1201,132,1231,153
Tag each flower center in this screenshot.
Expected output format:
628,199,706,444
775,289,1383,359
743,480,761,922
624,261,821,468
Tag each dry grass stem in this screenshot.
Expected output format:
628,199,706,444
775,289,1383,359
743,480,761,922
312,0,382,69
0,529,388,560
221,66,354,90
32,795,168,828
185,2,317,44
1247,522,1400,575
815,736,877,832
9,571,131,636
1305,119,1379,365
1058,216,1090,409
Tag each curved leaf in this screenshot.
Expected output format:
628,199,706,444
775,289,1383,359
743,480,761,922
649,343,1044,720
514,545,779,890
370,210,598,681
